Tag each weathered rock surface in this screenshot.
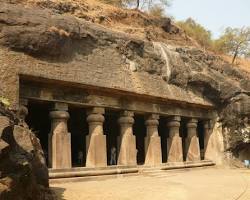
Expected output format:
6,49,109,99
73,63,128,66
0,104,55,200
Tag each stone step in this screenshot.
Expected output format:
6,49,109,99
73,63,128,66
49,160,215,183
49,165,137,173
50,172,139,184
49,167,139,179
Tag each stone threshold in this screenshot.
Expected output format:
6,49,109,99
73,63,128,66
49,160,215,183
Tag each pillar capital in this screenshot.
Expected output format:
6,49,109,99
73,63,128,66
187,118,198,128
87,107,105,115
167,116,181,128
145,114,159,127
118,111,134,125
50,110,69,120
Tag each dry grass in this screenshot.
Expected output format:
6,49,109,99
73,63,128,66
221,55,250,73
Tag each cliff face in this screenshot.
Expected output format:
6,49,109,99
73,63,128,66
0,1,249,157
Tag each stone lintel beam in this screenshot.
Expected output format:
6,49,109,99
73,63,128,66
117,110,136,166
86,107,107,167
167,116,183,162
49,107,72,169
144,114,162,166
185,118,200,162
54,102,68,111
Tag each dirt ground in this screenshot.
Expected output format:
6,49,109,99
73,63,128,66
51,167,250,200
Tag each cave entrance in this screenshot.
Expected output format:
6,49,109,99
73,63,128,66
159,117,168,163
180,118,188,161
134,114,146,165
68,106,88,167
26,100,51,166
197,121,205,160
104,110,119,166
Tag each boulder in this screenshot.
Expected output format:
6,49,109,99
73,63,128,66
0,105,55,200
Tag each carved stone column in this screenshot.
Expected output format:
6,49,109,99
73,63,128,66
204,120,213,160
86,107,107,167
49,103,71,169
144,114,162,166
185,119,200,161
117,111,136,166
167,116,183,162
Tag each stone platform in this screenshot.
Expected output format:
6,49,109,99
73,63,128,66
49,160,215,184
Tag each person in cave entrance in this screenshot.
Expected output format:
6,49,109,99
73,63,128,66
78,151,84,166
110,146,117,165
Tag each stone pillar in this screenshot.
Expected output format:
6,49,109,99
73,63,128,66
86,107,107,167
49,103,71,169
117,111,136,166
185,119,200,161
167,116,183,162
204,120,212,160
144,114,162,166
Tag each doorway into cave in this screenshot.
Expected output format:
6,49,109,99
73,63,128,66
180,118,188,161
26,100,51,166
197,121,205,160
134,114,146,165
104,109,119,166
159,117,168,163
68,106,88,167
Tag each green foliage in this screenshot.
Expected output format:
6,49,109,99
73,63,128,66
214,27,250,64
0,97,10,107
177,18,213,50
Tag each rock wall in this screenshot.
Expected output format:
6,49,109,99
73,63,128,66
0,104,55,200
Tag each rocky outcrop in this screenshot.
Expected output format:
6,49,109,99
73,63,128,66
0,104,55,200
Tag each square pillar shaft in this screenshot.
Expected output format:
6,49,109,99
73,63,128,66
117,111,136,166
185,119,200,161
204,121,213,160
86,107,107,167
144,114,162,166
167,116,183,162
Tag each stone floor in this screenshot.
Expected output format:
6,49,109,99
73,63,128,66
51,167,250,200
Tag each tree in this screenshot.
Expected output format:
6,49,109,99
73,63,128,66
177,18,212,50
148,4,165,17
101,0,171,11
214,27,250,64
135,0,171,10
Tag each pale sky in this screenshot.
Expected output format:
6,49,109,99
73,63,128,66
167,0,250,38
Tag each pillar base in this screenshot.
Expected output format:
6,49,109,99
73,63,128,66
118,134,136,166
186,136,200,161
86,134,107,167
144,136,162,166
51,132,72,169
167,136,183,162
